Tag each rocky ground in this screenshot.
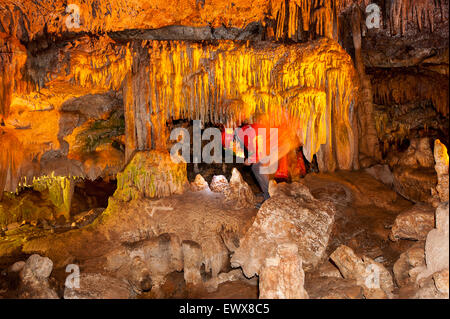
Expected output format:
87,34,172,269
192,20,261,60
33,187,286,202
0,144,447,299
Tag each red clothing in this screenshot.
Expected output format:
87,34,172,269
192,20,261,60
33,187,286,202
222,124,288,178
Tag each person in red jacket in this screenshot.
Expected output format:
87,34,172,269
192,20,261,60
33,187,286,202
222,123,289,200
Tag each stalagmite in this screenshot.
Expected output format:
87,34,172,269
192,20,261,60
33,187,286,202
433,140,449,203
259,243,309,299
351,6,381,167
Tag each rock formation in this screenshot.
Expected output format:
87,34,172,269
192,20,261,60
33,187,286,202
259,243,309,299
231,182,335,275
330,245,394,299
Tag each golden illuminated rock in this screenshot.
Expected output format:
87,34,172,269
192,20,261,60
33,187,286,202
124,38,360,171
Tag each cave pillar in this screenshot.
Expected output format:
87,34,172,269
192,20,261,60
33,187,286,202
123,45,169,163
351,6,381,167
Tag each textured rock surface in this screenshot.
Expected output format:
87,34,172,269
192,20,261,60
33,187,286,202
420,202,449,279
182,240,203,287
231,182,335,275
433,140,449,203
114,150,188,201
330,245,394,299
389,138,438,203
259,243,308,299
224,168,256,209
64,273,133,299
190,174,209,192
19,254,58,299
104,233,183,292
305,276,364,299
392,166,437,203
17,188,257,294
389,204,435,241
364,164,394,187
433,269,449,295
209,175,230,193
393,242,425,287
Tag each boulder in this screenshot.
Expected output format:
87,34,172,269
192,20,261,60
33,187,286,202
231,182,335,275
414,271,449,299
9,261,25,273
393,242,425,287
64,273,133,299
105,233,183,292
418,202,449,281
224,168,256,209
389,204,435,241
390,138,435,169
209,175,230,193
20,254,53,283
305,277,364,299
19,254,58,299
316,261,343,279
190,174,209,192
433,269,449,295
259,243,308,299
392,166,437,203
330,245,394,299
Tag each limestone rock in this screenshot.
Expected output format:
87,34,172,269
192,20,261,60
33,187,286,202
114,150,187,201
19,254,58,299
64,273,133,299
330,245,394,299
190,174,209,192
391,138,435,169
393,242,425,287
9,261,25,273
105,233,183,291
231,182,335,275
419,202,449,280
414,272,449,299
210,175,230,193
305,276,364,299
433,269,449,295
390,204,435,241
392,165,437,203
433,140,449,203
73,208,104,228
224,168,256,209
316,261,343,279
182,240,203,287
364,164,394,187
204,269,251,292
259,243,308,299
21,254,53,283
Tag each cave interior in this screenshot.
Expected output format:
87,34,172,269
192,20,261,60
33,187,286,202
0,0,449,300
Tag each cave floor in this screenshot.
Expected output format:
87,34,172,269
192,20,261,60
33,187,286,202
0,170,417,299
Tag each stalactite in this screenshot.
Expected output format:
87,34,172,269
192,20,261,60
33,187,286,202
390,0,446,35
372,70,449,116
272,0,340,41
70,37,133,91
0,33,27,122
32,173,76,219
124,38,359,171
